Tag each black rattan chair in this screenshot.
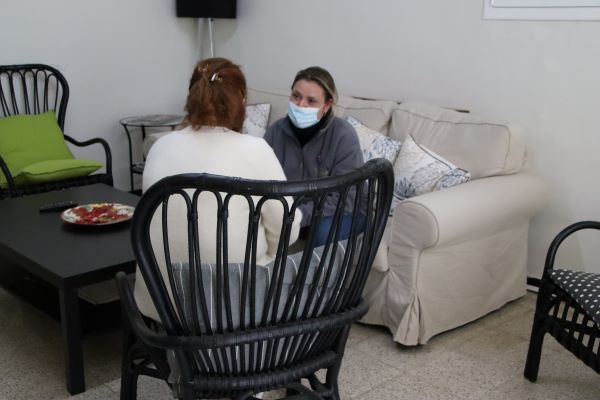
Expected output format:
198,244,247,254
0,63,112,198
524,221,600,382
115,159,393,400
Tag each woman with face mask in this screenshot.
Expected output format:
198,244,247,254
264,66,364,246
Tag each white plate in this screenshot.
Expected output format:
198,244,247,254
61,203,135,226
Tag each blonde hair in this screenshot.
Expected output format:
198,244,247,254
292,66,338,104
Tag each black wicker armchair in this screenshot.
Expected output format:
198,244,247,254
115,159,393,400
524,221,600,382
0,63,112,198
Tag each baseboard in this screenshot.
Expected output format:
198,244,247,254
526,276,541,293
527,276,541,287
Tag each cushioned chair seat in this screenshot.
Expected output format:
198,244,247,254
549,269,600,326
11,158,102,186
171,241,349,333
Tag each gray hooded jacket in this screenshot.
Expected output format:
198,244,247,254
264,114,364,226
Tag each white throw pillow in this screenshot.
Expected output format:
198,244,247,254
346,116,401,163
392,135,470,210
242,103,271,137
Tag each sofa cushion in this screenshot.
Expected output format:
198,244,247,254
247,88,398,134
335,95,398,133
247,87,290,126
346,116,401,163
392,135,470,210
389,102,525,179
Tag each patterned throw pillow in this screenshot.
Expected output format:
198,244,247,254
392,135,470,210
345,116,401,163
242,103,271,137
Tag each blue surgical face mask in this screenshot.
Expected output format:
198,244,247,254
287,101,321,129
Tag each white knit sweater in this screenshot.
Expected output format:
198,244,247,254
134,126,301,321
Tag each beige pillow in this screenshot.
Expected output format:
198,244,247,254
345,116,401,163
389,102,525,179
336,95,398,133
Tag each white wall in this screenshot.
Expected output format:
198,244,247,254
211,0,600,277
2,0,600,277
0,0,201,190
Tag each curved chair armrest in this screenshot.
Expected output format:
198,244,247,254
0,155,17,197
64,135,113,182
115,271,174,349
544,221,600,275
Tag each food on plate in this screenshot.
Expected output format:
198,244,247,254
62,203,134,225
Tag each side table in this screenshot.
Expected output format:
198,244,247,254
120,114,183,192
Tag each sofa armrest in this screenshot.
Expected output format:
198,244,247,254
389,172,548,252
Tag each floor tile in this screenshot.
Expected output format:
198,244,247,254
346,321,388,347
105,378,121,394
352,370,470,400
2,288,598,400
481,378,580,400
67,385,120,400
132,375,173,399
352,322,477,376
323,347,404,399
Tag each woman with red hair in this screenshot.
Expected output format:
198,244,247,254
134,58,301,322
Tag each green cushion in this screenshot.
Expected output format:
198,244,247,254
0,111,74,185
14,159,103,186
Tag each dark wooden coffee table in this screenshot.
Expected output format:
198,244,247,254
0,184,139,395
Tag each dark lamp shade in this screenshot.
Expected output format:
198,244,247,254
176,0,237,19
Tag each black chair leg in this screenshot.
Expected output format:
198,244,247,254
524,316,546,382
324,327,350,400
325,375,340,400
524,281,553,382
120,367,139,400
120,320,139,400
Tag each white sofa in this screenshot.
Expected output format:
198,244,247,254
144,87,547,345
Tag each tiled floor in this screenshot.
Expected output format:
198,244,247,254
1,289,598,400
